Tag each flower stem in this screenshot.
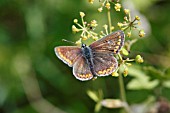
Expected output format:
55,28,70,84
107,10,112,33
118,71,127,113
118,71,126,102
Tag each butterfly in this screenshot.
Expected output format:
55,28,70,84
54,30,125,81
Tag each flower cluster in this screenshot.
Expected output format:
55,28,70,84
72,12,99,45
96,0,121,12
72,1,145,79
117,9,145,38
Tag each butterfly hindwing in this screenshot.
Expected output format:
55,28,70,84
89,30,125,54
73,55,93,81
93,52,118,76
54,46,82,67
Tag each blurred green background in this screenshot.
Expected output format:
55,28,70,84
0,0,170,113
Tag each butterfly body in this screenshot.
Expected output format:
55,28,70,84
81,44,96,77
54,30,125,81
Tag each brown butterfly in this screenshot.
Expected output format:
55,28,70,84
54,30,125,81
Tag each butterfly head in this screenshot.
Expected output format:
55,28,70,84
81,43,86,48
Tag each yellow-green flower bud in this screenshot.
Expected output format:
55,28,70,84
90,20,98,27
105,2,110,9
114,3,121,11
72,25,79,33
103,24,108,30
124,9,130,14
112,72,119,77
123,67,128,76
135,16,140,21
98,7,103,12
80,12,85,18
92,36,98,41
73,19,78,23
124,16,128,21
139,30,145,37
82,36,88,40
135,55,144,63
117,22,123,27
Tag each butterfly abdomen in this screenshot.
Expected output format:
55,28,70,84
82,46,96,76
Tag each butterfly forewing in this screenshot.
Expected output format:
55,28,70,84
93,52,118,76
90,30,125,54
54,46,82,67
73,55,93,81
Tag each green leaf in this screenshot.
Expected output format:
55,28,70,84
143,66,165,81
87,90,99,102
95,102,102,113
127,65,159,90
127,90,151,103
163,80,170,88
164,68,170,78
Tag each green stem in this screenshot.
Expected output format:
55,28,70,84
126,59,135,62
118,71,126,102
119,71,129,113
118,53,123,61
107,9,112,33
118,53,130,113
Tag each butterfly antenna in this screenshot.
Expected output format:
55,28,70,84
62,39,75,44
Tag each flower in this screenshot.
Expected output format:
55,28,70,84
98,7,103,12
112,72,119,77
117,22,123,27
135,55,144,63
82,36,88,40
72,25,79,32
103,24,108,29
105,2,110,9
124,16,128,21
124,9,130,14
90,20,98,27
135,16,140,21
114,3,121,11
139,30,145,37
73,19,78,23
80,12,85,18
123,67,128,76
92,36,98,41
